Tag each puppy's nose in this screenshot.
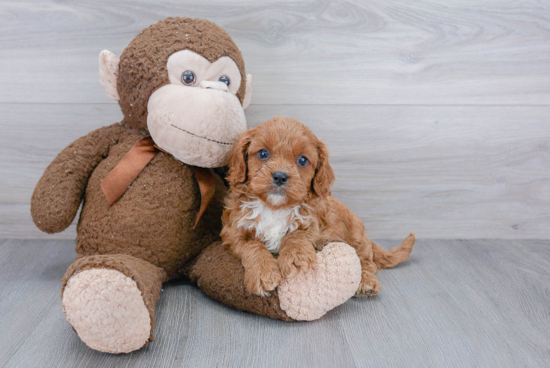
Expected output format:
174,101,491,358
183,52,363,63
272,171,288,186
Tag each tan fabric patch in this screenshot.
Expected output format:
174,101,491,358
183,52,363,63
62,269,151,354
278,242,361,321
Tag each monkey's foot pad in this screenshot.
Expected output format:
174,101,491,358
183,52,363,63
62,269,151,354
278,242,361,321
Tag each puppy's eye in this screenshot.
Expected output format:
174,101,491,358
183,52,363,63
258,149,270,160
297,155,308,167
219,75,230,86
181,70,196,85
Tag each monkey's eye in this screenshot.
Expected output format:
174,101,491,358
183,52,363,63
258,149,269,160
219,75,230,86
297,155,308,167
181,70,196,85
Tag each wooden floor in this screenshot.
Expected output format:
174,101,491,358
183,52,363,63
0,239,548,368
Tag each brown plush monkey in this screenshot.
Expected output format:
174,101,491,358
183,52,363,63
31,17,361,354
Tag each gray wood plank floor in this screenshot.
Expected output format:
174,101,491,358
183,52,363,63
0,239,549,368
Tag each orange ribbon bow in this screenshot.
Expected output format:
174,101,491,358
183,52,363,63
100,137,216,228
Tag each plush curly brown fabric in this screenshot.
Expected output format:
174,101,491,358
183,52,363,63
30,17,245,279
189,241,293,321
31,125,119,234
118,17,247,130
31,123,227,279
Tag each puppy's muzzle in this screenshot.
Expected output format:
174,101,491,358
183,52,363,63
272,171,288,187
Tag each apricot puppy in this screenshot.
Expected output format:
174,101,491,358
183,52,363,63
221,116,415,297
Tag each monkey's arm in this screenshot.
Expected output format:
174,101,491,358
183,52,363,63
31,124,124,233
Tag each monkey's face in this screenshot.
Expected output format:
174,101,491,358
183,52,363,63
99,17,253,169
146,50,248,168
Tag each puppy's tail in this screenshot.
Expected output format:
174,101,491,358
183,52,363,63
372,233,415,270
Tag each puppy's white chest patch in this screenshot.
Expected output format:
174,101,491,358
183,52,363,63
237,200,309,254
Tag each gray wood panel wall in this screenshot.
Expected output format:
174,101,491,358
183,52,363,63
1,0,549,239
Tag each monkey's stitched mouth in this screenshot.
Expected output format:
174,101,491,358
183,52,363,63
170,124,233,146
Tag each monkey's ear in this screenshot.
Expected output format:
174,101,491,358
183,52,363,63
242,74,252,110
99,50,120,101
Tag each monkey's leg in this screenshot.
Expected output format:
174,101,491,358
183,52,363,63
189,241,361,321
61,254,167,354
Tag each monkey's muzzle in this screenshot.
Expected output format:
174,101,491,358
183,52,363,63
146,83,247,168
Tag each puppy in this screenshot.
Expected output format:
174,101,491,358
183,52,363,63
221,116,415,297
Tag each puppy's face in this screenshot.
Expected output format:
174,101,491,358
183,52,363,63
228,116,335,209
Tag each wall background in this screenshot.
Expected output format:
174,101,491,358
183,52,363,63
0,0,548,239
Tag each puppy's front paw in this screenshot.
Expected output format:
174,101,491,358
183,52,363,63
278,245,317,279
244,258,282,297
355,276,381,297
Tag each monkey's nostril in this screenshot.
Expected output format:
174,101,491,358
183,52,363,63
199,80,229,92
272,171,288,186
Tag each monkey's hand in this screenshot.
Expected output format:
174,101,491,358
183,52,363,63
31,124,123,233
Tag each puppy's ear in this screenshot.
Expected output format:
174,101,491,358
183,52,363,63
312,139,335,198
228,129,255,186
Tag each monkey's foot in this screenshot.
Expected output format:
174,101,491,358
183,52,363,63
278,242,361,321
62,269,151,354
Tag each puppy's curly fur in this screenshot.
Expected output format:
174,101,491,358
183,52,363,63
221,116,415,297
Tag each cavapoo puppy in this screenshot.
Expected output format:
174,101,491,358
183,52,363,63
221,116,415,297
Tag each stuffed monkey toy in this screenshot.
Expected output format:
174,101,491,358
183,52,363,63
31,17,362,354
